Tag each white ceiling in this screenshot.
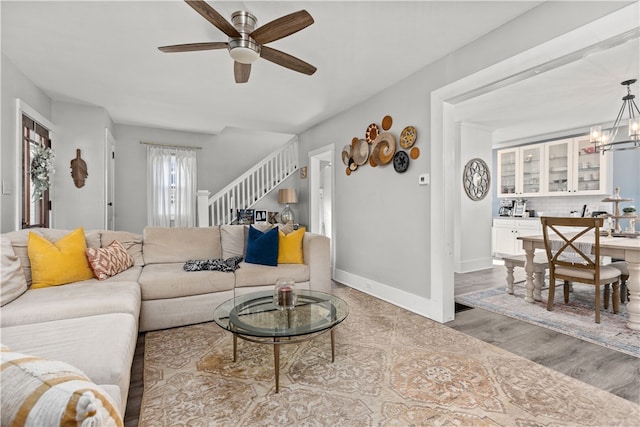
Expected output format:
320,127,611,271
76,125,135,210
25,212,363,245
2,0,542,136
2,1,638,142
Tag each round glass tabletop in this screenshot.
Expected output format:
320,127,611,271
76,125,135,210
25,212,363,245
213,290,349,338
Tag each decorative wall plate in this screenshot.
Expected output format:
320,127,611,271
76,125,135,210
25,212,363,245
352,139,369,165
393,150,410,173
410,147,420,159
365,123,380,143
463,158,491,201
371,132,396,165
399,126,417,149
341,145,352,166
381,115,393,131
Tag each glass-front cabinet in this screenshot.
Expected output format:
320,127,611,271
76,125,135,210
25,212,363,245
497,144,543,197
545,138,571,194
497,148,517,196
520,145,543,196
573,135,605,194
497,135,611,198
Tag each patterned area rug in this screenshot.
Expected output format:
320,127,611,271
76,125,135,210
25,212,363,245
456,283,640,358
139,287,639,426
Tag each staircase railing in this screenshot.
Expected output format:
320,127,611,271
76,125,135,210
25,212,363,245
197,137,298,226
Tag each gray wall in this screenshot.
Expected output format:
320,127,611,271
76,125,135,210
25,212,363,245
52,101,113,230
296,1,632,316
113,124,293,233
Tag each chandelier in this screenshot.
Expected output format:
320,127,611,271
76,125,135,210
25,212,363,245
590,79,640,153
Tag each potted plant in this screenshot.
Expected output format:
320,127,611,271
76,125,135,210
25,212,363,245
622,206,636,215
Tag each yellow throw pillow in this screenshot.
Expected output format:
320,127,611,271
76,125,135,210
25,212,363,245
278,226,305,264
28,227,95,288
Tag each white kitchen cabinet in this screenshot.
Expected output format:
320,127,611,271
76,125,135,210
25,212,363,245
572,135,611,195
498,135,611,198
492,218,542,256
497,144,544,198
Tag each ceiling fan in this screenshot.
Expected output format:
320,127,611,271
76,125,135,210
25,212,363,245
159,0,317,84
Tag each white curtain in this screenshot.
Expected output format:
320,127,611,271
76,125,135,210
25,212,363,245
174,148,197,227
147,145,197,227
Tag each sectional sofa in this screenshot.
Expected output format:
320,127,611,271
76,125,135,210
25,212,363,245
0,225,330,425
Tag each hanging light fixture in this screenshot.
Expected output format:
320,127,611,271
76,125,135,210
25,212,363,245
590,79,640,153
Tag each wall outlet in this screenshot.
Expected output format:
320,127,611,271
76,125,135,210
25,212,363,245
418,173,430,186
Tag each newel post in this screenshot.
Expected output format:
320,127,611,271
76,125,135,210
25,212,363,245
197,190,211,227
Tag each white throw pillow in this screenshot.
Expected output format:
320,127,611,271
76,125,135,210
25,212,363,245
1,237,27,306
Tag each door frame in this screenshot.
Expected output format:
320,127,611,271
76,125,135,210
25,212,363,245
308,144,335,267
15,99,56,230
105,128,116,230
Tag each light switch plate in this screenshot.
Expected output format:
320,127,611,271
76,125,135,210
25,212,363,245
2,179,12,195
418,173,430,186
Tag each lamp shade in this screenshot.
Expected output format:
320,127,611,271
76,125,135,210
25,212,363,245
278,188,297,204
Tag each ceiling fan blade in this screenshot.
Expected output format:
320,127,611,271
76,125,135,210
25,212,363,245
158,42,228,53
185,0,240,38
261,46,317,76
251,10,314,45
234,62,251,84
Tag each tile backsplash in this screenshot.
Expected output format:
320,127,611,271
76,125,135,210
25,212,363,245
524,195,614,217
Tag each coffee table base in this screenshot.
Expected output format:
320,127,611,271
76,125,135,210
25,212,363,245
231,328,337,393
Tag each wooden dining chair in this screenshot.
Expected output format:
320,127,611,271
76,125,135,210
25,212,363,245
541,217,621,323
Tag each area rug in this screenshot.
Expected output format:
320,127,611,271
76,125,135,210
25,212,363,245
456,283,640,358
139,286,639,426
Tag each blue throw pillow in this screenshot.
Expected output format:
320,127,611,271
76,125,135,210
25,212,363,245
245,226,279,266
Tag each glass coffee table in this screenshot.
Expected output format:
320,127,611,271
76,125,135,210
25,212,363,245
213,289,349,393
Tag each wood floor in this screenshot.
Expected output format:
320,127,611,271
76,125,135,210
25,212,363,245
123,270,639,425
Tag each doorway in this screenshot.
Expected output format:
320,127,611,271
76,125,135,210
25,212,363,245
308,144,334,264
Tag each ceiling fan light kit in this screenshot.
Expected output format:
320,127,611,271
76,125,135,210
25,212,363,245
590,79,640,153
228,11,260,64
159,0,316,83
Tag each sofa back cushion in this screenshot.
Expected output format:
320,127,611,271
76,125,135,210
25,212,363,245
143,226,222,264
1,228,100,286
100,230,144,266
1,238,28,306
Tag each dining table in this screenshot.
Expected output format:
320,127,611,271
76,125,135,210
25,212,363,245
518,233,640,330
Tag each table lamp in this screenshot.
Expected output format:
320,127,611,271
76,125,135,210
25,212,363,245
278,188,297,224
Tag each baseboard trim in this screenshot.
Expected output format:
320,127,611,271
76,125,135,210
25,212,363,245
454,257,494,273
333,269,444,323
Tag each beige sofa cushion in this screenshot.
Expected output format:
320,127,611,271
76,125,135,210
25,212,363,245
220,225,247,259
1,312,138,413
234,262,309,288
143,227,221,264
2,228,100,286
100,230,144,266
1,238,27,306
0,280,141,328
139,263,235,300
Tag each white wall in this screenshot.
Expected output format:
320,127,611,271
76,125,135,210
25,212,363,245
51,101,113,230
454,123,493,273
1,55,53,232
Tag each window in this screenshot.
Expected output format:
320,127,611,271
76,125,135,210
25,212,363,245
146,145,197,227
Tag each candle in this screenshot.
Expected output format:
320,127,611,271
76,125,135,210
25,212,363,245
278,286,294,307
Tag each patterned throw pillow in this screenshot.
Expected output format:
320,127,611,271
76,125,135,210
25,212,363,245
0,346,123,426
85,240,134,280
